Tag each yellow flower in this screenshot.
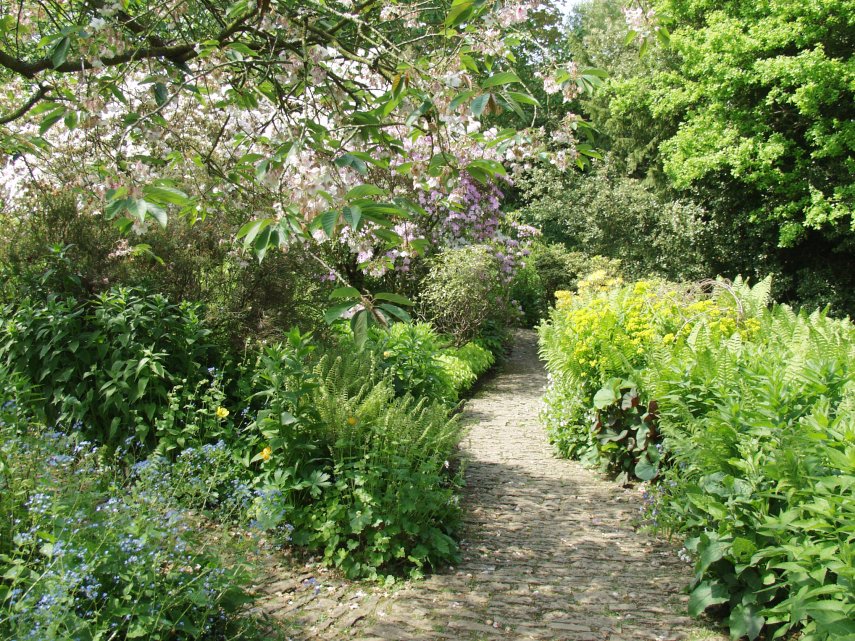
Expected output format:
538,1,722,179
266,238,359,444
383,351,391,358
347,416,358,426
215,407,229,419
260,446,272,462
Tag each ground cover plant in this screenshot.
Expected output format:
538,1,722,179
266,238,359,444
540,275,855,640
0,372,257,641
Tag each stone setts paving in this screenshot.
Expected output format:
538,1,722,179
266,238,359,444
257,330,726,641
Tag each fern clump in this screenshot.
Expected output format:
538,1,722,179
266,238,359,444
539,276,855,641
245,329,463,580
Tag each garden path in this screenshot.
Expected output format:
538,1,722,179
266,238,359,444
257,330,725,641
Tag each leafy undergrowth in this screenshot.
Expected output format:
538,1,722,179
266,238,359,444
366,321,496,405
539,273,855,640
0,287,504,639
245,330,464,580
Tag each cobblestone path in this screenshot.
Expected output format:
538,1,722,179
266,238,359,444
258,330,725,641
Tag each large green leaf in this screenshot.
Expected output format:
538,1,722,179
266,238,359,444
253,226,271,262
688,580,730,617
593,385,617,410
470,94,491,117
237,218,271,246
153,82,168,106
634,455,659,481
506,91,540,107
449,89,477,110
51,36,70,68
728,603,764,641
39,107,66,135
695,532,732,575
374,292,413,306
324,302,356,325
144,201,168,228
446,0,474,26
378,303,412,323
346,184,387,200
343,205,362,230
321,209,339,237
142,184,191,206
480,71,522,88
330,287,360,300
351,309,369,348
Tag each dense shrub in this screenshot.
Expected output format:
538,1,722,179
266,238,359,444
365,323,496,403
509,241,623,324
0,197,329,349
511,163,718,282
369,323,456,404
437,341,496,396
0,283,486,581
507,258,544,327
539,276,855,640
538,273,736,477
244,330,463,579
419,245,513,347
0,287,220,450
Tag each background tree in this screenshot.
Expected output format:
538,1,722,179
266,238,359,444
514,0,855,315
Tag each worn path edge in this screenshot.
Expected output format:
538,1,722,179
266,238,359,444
258,329,726,641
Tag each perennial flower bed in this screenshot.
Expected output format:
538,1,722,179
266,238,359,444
539,275,855,641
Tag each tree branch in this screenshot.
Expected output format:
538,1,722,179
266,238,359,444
0,6,254,78
0,84,51,125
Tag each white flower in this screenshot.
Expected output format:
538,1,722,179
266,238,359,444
443,72,462,88
89,17,107,32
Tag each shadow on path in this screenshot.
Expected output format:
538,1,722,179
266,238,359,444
260,330,725,641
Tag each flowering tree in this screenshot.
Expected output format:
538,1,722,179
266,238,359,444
0,0,602,336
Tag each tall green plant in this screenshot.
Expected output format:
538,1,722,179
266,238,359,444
246,331,463,579
540,276,855,639
0,287,213,448
419,245,512,347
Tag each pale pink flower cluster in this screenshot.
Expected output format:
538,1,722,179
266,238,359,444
623,6,657,38
539,73,562,95
494,1,536,27
536,63,581,102
0,0,582,280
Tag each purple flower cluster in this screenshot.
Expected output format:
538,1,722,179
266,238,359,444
418,173,503,247
416,173,538,283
